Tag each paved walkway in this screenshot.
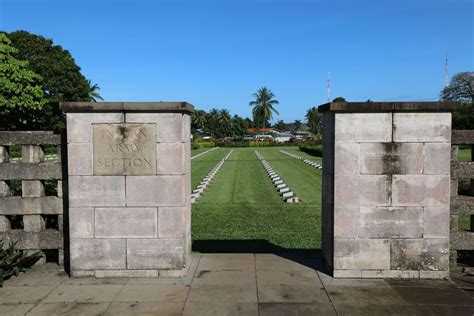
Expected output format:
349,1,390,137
1,253,474,315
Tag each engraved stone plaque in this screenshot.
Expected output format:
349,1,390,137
93,123,156,175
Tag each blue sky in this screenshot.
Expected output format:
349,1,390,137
1,0,472,122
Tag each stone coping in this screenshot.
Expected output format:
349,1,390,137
318,101,460,113
59,102,194,113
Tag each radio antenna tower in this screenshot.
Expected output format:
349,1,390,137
327,72,331,102
444,52,449,88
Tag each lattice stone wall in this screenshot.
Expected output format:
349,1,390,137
0,131,64,264
450,130,474,272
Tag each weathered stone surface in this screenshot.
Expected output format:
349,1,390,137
0,146,9,163
450,195,474,215
22,180,45,197
335,113,392,142
358,207,423,238
125,113,183,143
423,207,449,238
452,130,474,145
390,239,448,271
70,239,126,270
126,239,184,270
423,143,450,175
359,143,423,175
67,143,93,175
67,112,124,143
95,207,157,238
126,175,182,206
182,113,191,143
334,142,359,175
69,176,125,207
334,239,390,270
22,145,44,163
333,269,362,278
450,180,458,197
23,215,46,232
0,230,62,249
419,270,449,279
451,161,474,180
0,163,62,180
93,124,156,176
361,270,420,279
334,206,358,237
159,207,184,238
450,231,474,250
392,175,450,207
0,181,11,197
0,131,61,145
335,175,390,206
156,143,184,175
393,113,451,143
95,270,159,278
0,215,11,232
0,196,62,215
69,208,94,238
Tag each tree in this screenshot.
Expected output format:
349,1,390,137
273,120,288,132
7,30,91,131
293,120,302,132
0,33,47,130
88,80,103,102
249,87,279,128
332,96,346,102
192,110,207,131
441,72,474,129
306,106,323,134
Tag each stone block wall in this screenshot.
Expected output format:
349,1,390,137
450,130,474,271
320,102,457,278
62,102,193,278
0,131,64,264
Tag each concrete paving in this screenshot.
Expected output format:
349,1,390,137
1,253,474,315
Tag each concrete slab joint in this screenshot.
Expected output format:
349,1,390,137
61,102,194,278
318,101,458,279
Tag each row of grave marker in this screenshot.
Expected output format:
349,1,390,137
191,149,233,203
278,150,323,170
255,151,299,203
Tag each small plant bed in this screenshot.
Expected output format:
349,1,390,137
191,150,233,203
0,241,43,287
255,150,299,203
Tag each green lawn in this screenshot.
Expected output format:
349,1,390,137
459,145,472,161
191,147,214,157
191,148,229,189
191,147,322,252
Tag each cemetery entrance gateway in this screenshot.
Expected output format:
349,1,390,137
60,101,458,279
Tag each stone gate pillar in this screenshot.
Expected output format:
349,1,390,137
319,102,459,278
60,102,193,277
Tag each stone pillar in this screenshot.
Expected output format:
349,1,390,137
60,102,193,278
320,102,459,279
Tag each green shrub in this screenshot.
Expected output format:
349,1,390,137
249,141,271,147
192,143,201,150
0,241,43,286
299,144,323,157
195,139,215,148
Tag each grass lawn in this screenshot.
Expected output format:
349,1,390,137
457,146,472,231
191,148,229,189
191,147,322,252
191,147,215,157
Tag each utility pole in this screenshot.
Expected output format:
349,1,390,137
444,52,449,88
327,72,331,102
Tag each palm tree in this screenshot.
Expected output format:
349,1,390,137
249,87,279,128
192,110,207,130
87,80,103,102
218,109,231,125
293,120,302,132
